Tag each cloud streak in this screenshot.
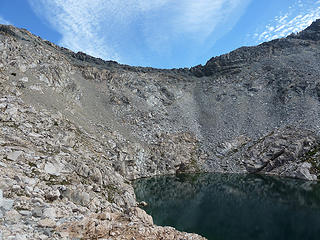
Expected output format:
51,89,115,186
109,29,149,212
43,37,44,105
254,0,320,43
28,0,120,61
28,0,250,66
0,16,10,25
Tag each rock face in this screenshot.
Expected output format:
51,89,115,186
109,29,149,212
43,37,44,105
1,19,320,239
243,127,319,181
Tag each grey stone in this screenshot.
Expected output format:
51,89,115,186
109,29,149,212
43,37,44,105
63,189,90,206
77,164,90,178
15,234,27,240
37,218,56,228
43,207,56,219
0,161,7,168
32,207,43,218
20,77,28,82
0,189,14,211
5,209,21,222
19,210,31,216
90,167,103,185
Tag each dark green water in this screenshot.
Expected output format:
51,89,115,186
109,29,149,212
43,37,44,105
134,173,320,240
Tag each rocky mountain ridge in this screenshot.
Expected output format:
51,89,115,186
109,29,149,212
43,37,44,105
0,19,320,239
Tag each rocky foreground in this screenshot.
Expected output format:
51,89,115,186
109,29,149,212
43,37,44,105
1,20,320,239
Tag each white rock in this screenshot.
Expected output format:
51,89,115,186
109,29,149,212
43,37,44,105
5,106,18,116
5,210,21,222
0,103,7,109
0,161,7,168
25,185,33,194
6,151,23,161
19,210,31,216
15,234,28,240
43,207,56,219
23,177,38,186
44,162,61,176
39,74,50,85
296,162,317,181
29,85,43,92
2,198,14,211
19,65,27,72
38,218,56,228
20,77,29,82
29,62,37,68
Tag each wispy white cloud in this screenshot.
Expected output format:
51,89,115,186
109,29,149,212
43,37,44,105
175,0,247,37
254,0,320,43
28,0,120,61
28,0,251,65
142,0,251,55
0,16,10,25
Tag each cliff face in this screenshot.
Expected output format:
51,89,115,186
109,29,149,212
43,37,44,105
1,20,320,239
189,20,320,177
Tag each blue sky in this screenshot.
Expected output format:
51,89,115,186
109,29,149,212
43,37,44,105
0,0,320,68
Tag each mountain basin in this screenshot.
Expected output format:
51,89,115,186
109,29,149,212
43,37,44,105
134,173,320,240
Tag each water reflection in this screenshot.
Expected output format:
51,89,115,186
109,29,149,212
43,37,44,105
134,173,320,240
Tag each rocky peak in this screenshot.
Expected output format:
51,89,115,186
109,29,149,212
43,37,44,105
191,18,320,77
291,19,320,41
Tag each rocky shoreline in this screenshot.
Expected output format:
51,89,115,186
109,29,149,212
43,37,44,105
1,20,320,239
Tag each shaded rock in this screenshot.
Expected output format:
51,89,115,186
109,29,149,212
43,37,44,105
90,167,103,185
32,207,43,218
45,189,60,201
138,201,148,207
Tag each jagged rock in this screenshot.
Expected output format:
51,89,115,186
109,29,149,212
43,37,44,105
130,207,153,225
243,127,319,180
44,162,62,176
295,162,317,181
77,164,90,178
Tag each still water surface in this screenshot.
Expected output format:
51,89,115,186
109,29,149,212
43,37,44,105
134,173,320,240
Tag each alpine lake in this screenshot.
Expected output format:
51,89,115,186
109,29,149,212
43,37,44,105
134,173,320,240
